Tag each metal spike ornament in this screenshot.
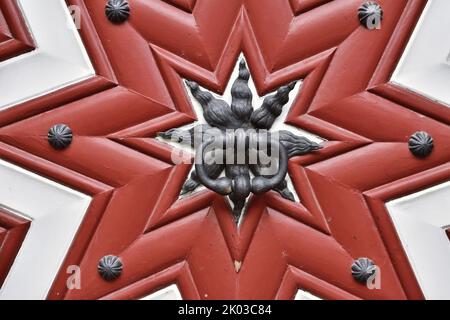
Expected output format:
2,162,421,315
159,59,323,223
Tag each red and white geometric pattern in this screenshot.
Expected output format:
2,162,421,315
0,0,449,300
0,209,30,289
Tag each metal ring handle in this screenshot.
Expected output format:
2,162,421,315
195,138,233,195
250,139,288,194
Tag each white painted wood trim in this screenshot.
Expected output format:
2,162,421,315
386,181,450,300
140,284,182,300
0,0,94,110
391,0,450,107
0,159,92,300
294,289,321,300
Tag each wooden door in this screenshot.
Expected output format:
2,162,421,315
0,0,449,300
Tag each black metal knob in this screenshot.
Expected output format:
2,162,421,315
358,2,383,29
409,131,434,158
351,257,377,283
48,124,73,149
105,0,130,24
98,255,123,281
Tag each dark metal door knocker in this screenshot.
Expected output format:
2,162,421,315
159,59,323,223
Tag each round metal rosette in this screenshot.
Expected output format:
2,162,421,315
48,124,73,149
98,255,123,281
409,131,434,158
358,2,383,29
105,0,130,24
351,257,377,283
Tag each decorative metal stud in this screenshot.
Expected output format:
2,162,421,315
358,2,383,30
98,255,123,281
48,124,73,149
105,0,130,24
351,257,377,283
409,131,434,158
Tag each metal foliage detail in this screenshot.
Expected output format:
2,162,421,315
159,59,322,223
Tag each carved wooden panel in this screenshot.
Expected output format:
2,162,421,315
0,0,34,62
0,209,30,288
0,0,449,300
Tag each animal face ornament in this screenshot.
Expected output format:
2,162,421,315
159,59,323,223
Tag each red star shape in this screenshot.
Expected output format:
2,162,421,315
0,0,447,300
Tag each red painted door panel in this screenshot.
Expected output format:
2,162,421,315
1,0,448,300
